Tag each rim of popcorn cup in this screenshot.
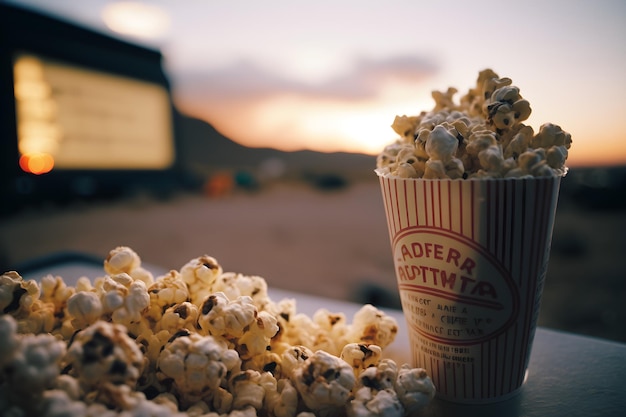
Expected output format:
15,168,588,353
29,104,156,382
374,168,568,181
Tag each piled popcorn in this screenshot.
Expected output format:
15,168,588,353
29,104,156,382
0,246,435,417
376,69,572,179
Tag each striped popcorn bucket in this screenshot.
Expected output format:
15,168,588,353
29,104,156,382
378,175,562,403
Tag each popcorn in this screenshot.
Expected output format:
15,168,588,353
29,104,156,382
66,290,103,330
0,271,57,334
53,374,82,401
348,359,401,417
0,315,66,413
486,86,531,131
346,359,435,417
0,247,436,415
241,347,281,376
377,69,572,179
425,125,459,163
198,292,257,339
292,350,356,417
62,321,145,402
341,343,383,377
278,311,329,352
0,315,19,368
105,246,141,275
344,304,398,349
20,296,56,334
38,389,88,417
395,364,436,414
431,132,465,178
156,332,241,409
110,276,150,332
180,255,222,305
39,274,75,315
211,272,271,312
228,369,271,411
158,301,200,334
196,292,279,360
0,271,39,317
503,125,534,160
349,387,403,417
237,310,279,359
264,377,299,417
136,328,172,366
144,270,190,324
313,309,349,343
105,246,154,287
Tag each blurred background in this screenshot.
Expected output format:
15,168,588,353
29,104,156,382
0,0,624,343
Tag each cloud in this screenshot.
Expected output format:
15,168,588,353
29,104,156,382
170,54,441,153
320,55,439,99
172,54,439,104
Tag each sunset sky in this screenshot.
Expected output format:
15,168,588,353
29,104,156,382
7,0,626,167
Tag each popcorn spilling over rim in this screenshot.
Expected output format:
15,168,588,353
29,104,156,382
0,246,435,417
376,69,572,179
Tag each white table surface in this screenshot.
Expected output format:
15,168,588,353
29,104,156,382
19,256,626,417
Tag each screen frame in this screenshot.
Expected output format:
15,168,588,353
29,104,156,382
13,52,176,171
0,3,183,211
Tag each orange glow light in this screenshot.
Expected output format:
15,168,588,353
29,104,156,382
19,153,55,175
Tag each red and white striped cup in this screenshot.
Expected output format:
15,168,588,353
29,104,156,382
378,175,561,403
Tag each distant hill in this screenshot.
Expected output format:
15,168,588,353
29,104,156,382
174,114,626,205
175,113,377,182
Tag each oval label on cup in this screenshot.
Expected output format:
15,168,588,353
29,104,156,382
393,227,519,344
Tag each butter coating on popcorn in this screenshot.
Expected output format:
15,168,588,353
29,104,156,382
377,69,572,179
1,247,435,416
